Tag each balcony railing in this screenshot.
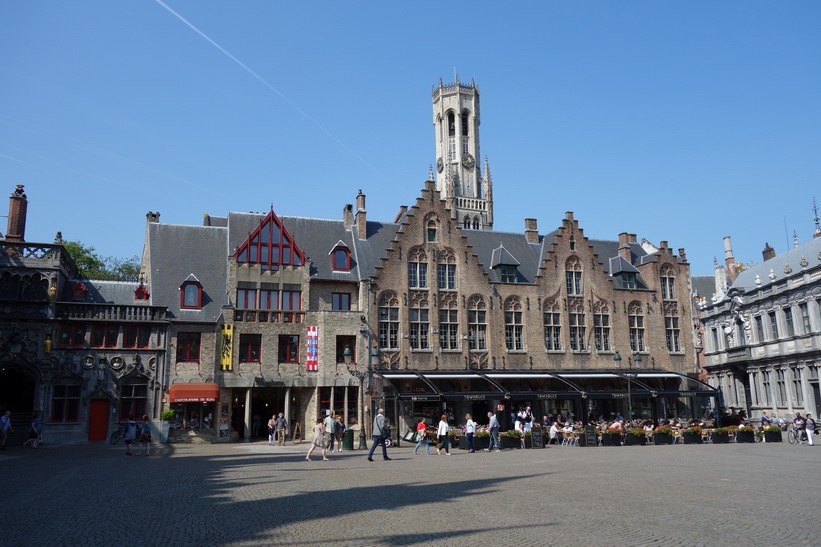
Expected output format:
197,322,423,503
55,302,168,323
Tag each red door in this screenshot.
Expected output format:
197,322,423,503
88,399,110,441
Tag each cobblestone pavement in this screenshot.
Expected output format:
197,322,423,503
1,438,819,547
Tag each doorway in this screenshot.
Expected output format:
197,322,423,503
88,399,110,441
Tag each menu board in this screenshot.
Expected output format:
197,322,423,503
585,426,597,447
530,427,544,448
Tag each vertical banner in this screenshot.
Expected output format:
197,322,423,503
306,326,318,371
220,324,233,371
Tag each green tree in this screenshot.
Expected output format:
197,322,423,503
64,240,140,281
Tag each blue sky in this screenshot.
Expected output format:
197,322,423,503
1,1,819,276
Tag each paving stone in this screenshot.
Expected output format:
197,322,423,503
0,441,818,546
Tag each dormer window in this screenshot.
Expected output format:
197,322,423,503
180,280,202,309
235,209,305,271
72,281,87,301
499,265,517,283
621,273,637,289
134,283,149,301
332,247,350,271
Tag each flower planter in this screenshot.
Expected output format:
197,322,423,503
625,433,646,446
736,431,756,443
459,435,490,450
712,432,729,444
682,432,702,444
501,436,521,449
601,433,622,446
764,431,782,443
654,432,672,445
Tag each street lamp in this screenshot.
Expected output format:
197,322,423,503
623,352,642,423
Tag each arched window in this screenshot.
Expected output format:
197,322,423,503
180,280,203,309
504,297,523,351
427,219,437,242
463,216,471,229
593,301,610,351
378,292,400,349
468,295,487,350
664,303,681,352
408,248,427,289
461,111,469,136
568,300,586,351
660,264,676,301
565,258,583,295
628,302,645,352
543,299,561,351
472,217,479,230
332,247,350,271
437,249,456,290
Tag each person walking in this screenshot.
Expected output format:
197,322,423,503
804,414,816,446
413,418,429,455
436,414,451,456
23,412,40,449
122,415,138,456
136,415,152,456
267,415,276,446
464,413,477,453
485,411,502,452
0,410,13,450
305,418,329,461
275,412,287,446
367,408,391,462
324,411,336,452
334,416,346,452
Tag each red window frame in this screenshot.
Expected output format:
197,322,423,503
57,324,86,348
176,332,201,362
332,293,351,311
278,335,300,363
332,248,350,271
180,281,203,309
123,327,151,349
238,334,261,363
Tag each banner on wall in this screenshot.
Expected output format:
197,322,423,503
220,324,233,371
306,326,318,371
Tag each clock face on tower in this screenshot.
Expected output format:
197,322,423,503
436,157,444,173
461,153,475,170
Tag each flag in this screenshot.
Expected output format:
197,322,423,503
306,326,318,371
220,324,233,371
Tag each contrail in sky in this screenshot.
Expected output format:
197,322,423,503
153,0,390,182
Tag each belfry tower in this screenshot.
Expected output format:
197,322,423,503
432,76,494,231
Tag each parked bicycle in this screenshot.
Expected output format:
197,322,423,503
109,423,125,444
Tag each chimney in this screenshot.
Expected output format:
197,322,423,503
146,211,161,224
355,191,367,239
343,204,354,230
524,218,539,244
618,232,631,261
393,205,408,224
5,185,28,242
762,242,775,261
724,236,736,282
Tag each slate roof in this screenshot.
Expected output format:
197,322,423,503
63,279,148,305
146,222,229,322
729,236,821,293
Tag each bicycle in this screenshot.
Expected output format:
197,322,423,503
786,423,804,444
109,425,124,445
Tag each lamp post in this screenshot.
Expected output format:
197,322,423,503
623,352,642,423
345,346,369,450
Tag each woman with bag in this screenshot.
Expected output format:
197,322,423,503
136,415,152,456
413,418,429,455
436,414,451,456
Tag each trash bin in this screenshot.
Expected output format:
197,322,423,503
343,428,354,450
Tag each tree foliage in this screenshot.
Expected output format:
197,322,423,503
63,240,140,281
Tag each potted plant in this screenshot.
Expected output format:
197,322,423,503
712,427,730,444
625,427,646,446
601,428,623,446
500,429,522,449
763,426,782,443
736,426,756,443
473,431,490,450
683,426,703,444
160,409,175,443
654,426,673,444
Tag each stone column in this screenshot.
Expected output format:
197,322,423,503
244,388,252,443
